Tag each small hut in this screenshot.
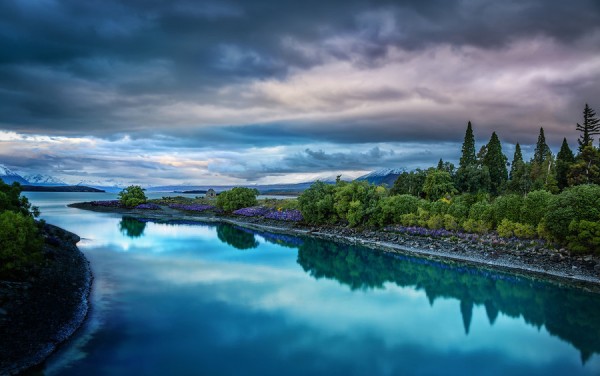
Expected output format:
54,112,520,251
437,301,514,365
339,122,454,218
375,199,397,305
206,188,217,198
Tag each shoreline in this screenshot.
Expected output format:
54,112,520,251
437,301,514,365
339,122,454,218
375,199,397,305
69,202,600,291
0,224,92,375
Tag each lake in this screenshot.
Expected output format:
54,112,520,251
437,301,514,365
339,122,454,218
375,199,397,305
22,192,600,375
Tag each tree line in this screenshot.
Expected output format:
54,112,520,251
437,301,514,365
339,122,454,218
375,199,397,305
298,104,600,253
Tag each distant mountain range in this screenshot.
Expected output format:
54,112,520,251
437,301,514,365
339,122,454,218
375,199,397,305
0,165,29,184
1,163,403,193
356,168,403,187
24,173,66,185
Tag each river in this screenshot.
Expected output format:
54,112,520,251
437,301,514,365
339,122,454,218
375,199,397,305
23,192,600,375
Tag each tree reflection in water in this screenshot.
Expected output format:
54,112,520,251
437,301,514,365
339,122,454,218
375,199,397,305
296,237,600,363
119,216,146,238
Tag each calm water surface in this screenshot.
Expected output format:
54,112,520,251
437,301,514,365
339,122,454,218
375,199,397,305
22,192,600,375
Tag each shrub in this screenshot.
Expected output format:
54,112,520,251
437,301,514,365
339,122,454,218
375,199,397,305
376,194,420,225
468,201,494,223
333,181,386,227
216,187,259,212
462,219,491,234
542,184,600,243
298,181,338,224
118,185,147,208
426,214,445,229
443,214,459,231
422,169,457,201
521,190,554,227
0,211,43,278
566,220,600,254
491,194,524,225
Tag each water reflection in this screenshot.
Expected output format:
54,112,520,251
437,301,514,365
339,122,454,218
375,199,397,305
296,237,600,362
216,224,259,250
118,217,146,238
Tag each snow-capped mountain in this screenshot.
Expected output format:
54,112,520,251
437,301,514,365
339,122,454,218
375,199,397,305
356,168,404,186
0,164,28,184
24,174,66,185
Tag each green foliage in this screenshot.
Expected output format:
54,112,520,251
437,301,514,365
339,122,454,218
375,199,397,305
521,190,553,227
0,180,39,218
118,185,147,208
482,132,508,195
497,219,536,239
422,169,456,201
567,220,600,254
456,164,491,194
216,187,259,212
462,219,491,234
491,194,524,225
0,180,44,279
0,211,43,279
390,169,427,197
532,127,551,166
577,103,600,151
334,181,386,227
568,145,600,186
459,121,477,168
376,194,420,225
298,181,338,224
556,138,575,190
542,184,600,243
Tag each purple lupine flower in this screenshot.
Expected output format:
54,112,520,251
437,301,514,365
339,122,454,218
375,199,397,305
168,203,218,212
135,203,161,210
90,200,122,207
264,209,304,222
232,206,271,217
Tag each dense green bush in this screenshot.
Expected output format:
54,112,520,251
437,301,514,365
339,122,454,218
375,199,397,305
216,187,259,212
376,194,420,225
567,220,600,253
298,181,338,224
497,219,536,239
0,180,44,279
521,190,554,227
118,185,147,207
0,208,43,278
491,194,524,225
541,184,600,243
333,181,386,227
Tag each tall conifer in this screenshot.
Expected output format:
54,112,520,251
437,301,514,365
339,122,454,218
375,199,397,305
482,132,508,195
556,138,575,190
459,121,476,169
509,143,523,180
576,103,600,151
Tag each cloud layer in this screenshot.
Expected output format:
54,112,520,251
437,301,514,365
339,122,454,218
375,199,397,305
1,0,599,184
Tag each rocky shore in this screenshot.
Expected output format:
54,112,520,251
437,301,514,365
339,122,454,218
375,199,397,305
69,201,600,290
0,224,92,375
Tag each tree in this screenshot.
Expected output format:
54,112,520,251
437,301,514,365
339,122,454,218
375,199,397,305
576,103,600,151
556,138,575,190
391,169,427,197
509,143,523,180
530,128,556,192
298,181,338,224
423,169,457,201
216,187,259,212
532,127,551,166
507,143,532,194
459,121,476,168
118,185,147,207
0,180,43,279
482,132,508,195
568,145,600,186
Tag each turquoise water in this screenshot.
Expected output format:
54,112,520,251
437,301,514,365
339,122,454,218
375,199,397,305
23,192,600,375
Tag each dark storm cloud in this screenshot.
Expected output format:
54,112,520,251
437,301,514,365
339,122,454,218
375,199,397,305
0,0,599,138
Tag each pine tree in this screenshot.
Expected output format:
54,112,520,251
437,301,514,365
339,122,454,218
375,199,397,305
509,143,523,180
576,103,600,151
459,121,476,169
482,132,508,195
437,158,444,170
556,138,575,190
456,121,482,193
532,127,550,165
507,143,531,194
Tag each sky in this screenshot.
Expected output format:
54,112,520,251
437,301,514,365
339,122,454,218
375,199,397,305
1,0,599,186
